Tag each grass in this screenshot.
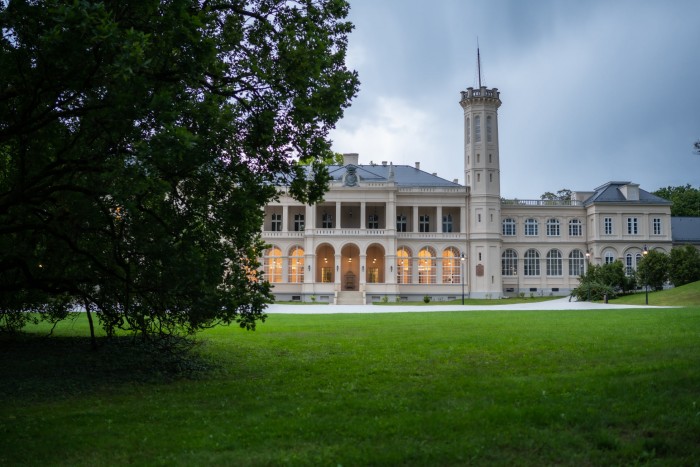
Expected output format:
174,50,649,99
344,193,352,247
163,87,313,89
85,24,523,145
1,302,700,465
611,280,700,307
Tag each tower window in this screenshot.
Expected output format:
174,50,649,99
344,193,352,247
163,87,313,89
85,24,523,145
487,115,492,142
466,117,470,144
489,154,492,163
474,115,481,143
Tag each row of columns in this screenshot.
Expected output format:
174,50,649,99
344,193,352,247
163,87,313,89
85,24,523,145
276,201,466,232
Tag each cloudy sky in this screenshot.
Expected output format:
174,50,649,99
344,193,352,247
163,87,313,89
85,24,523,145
329,0,700,199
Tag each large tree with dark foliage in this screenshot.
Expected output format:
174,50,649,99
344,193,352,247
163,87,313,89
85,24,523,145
0,0,359,342
668,245,700,287
653,184,700,217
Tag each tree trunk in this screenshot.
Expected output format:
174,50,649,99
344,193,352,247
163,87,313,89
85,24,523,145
84,300,98,351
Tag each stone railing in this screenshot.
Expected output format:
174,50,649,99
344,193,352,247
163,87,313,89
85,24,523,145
501,199,583,207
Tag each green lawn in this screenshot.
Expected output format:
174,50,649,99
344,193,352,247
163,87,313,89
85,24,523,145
2,307,699,466
611,280,700,307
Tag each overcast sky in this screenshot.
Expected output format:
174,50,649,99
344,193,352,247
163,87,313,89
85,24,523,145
329,0,700,199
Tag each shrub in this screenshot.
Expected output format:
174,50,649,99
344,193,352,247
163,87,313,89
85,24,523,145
423,295,431,303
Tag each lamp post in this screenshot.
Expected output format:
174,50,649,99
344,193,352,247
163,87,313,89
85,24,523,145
585,250,591,301
460,252,466,305
643,245,648,305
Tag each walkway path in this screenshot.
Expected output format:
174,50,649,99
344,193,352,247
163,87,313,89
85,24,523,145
266,297,675,314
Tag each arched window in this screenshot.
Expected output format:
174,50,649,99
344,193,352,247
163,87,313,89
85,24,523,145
525,218,539,236
418,247,436,284
546,219,560,236
288,247,304,283
264,247,283,283
502,218,516,236
625,252,643,276
546,249,562,276
442,247,461,284
569,219,582,237
474,115,481,143
397,247,412,284
524,249,540,276
502,249,518,276
486,115,492,142
604,250,615,264
569,250,585,276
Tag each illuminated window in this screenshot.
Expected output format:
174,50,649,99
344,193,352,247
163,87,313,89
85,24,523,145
288,247,304,283
264,247,283,283
397,247,412,284
418,247,436,284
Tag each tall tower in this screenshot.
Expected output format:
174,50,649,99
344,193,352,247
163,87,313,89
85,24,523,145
460,59,503,297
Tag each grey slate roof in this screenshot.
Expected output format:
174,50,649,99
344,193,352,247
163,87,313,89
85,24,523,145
327,164,461,187
583,181,672,206
671,217,700,243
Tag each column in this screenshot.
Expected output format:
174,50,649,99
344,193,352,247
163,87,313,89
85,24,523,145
360,202,366,230
413,206,419,233
359,254,367,287
282,205,289,232
335,202,341,229
437,206,443,233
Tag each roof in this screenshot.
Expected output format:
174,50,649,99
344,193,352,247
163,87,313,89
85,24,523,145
583,181,672,206
327,164,461,187
671,217,700,243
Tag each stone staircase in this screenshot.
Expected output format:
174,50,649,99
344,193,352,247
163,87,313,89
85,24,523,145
335,291,364,305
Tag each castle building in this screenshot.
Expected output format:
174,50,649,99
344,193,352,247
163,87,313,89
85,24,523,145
261,82,676,304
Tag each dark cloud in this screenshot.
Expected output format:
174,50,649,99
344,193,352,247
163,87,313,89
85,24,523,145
333,0,700,198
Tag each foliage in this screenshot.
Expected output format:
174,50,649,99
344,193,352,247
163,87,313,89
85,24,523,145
572,261,633,301
0,1,359,341
423,295,431,303
668,245,700,287
540,188,572,201
637,249,669,290
653,184,700,216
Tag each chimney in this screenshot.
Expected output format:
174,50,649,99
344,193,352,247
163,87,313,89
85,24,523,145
415,162,420,170
453,178,459,184
343,153,359,165
382,161,387,166
432,172,437,176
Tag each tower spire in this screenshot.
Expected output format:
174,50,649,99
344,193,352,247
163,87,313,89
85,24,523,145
477,38,482,88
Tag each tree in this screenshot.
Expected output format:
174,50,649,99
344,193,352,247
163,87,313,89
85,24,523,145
653,185,700,217
668,245,700,287
571,261,630,301
540,189,572,201
0,0,359,341
637,250,670,291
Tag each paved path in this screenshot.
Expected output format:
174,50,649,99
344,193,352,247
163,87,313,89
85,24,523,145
266,297,675,314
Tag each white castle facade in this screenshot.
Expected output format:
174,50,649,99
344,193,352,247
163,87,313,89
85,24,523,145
261,84,674,304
